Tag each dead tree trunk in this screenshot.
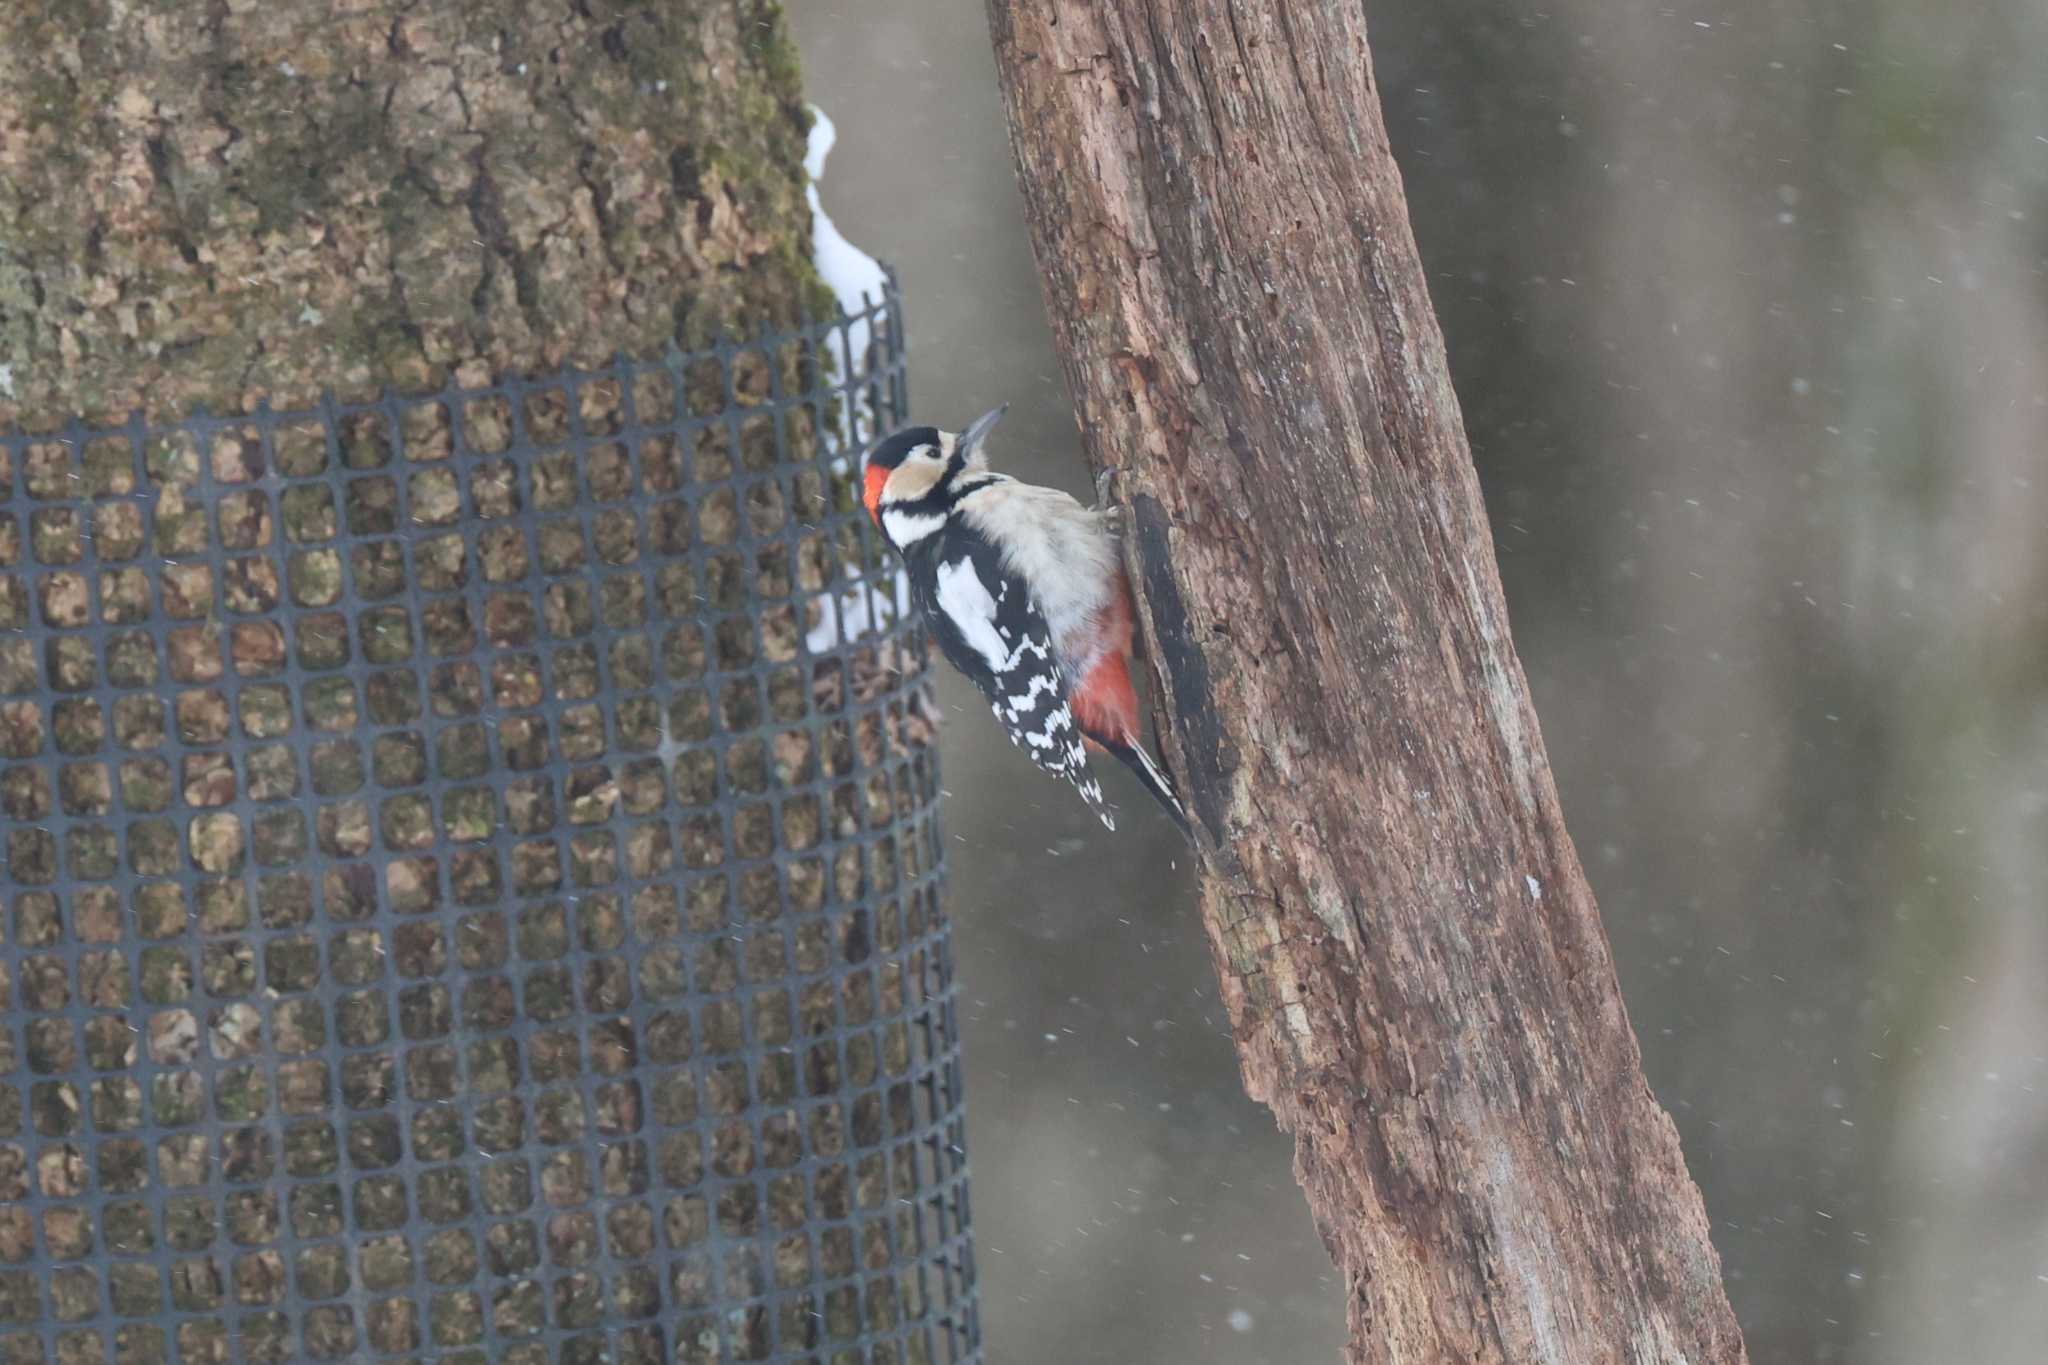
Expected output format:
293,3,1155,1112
0,0,822,430
986,4,1750,1362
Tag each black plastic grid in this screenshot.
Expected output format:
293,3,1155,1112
0,276,980,1365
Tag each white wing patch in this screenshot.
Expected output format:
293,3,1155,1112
934,557,1012,672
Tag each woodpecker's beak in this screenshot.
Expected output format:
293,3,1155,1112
957,403,1009,455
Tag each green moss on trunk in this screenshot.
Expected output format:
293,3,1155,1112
0,0,820,428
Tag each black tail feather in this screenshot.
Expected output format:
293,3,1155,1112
1098,733,1194,843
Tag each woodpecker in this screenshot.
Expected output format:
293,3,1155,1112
862,406,1188,836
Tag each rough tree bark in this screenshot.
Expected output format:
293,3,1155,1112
0,0,822,431
986,5,1750,1362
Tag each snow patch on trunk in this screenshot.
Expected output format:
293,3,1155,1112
806,104,911,646
806,563,915,655
807,105,889,453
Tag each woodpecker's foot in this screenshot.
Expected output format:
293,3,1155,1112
1094,465,1124,516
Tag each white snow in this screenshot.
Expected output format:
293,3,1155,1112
1526,875,1543,901
806,105,890,454
805,563,913,654
806,106,886,327
790,107,913,658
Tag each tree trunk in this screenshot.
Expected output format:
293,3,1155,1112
0,0,822,430
985,5,1749,1362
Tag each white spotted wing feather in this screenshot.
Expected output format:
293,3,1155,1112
926,549,1113,829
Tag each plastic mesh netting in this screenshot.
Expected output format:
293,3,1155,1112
0,277,980,1365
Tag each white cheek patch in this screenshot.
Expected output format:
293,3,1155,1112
882,506,947,547
882,448,941,497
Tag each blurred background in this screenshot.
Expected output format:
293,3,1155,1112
789,3,2048,1362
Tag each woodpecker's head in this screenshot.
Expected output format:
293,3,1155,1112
862,405,1007,547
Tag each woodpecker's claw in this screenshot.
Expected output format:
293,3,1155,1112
1094,465,1122,513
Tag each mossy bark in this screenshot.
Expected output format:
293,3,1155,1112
0,0,825,429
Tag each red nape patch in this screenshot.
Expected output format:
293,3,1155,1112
862,464,890,525
1070,649,1139,744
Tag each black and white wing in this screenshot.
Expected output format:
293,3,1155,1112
914,533,1114,830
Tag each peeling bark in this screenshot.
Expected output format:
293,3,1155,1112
986,4,1750,1361
0,0,822,429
